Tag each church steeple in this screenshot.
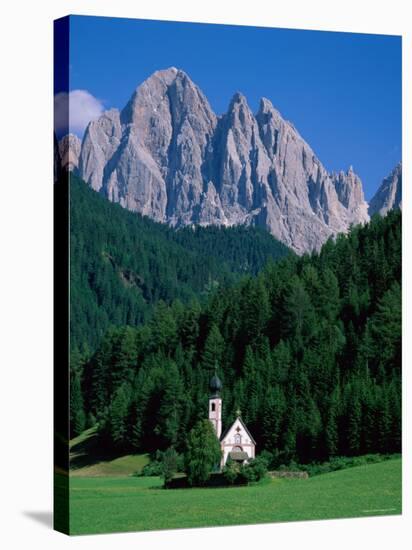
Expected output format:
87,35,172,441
209,364,222,398
208,365,222,439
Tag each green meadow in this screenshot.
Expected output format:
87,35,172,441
66,457,401,535
69,427,150,477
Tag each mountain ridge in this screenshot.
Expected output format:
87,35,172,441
61,67,400,253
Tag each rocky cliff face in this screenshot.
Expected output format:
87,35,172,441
58,133,81,172
369,162,402,217
75,67,374,253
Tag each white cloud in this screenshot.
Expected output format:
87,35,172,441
54,89,104,136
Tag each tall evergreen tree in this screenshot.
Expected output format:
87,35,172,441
108,384,131,448
202,324,224,371
185,420,221,486
325,386,340,457
70,371,86,437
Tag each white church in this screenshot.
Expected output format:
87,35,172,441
208,371,256,468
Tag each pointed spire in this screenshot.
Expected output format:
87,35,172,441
209,365,222,397
231,91,247,104
258,97,274,113
228,91,250,115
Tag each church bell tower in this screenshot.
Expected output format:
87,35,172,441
209,368,222,439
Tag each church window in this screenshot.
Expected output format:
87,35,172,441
211,403,216,412
234,433,241,445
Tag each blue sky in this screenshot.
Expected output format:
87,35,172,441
64,15,401,200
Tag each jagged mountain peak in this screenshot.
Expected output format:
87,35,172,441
58,133,81,172
225,92,257,136
258,96,273,112
369,162,402,217
330,165,369,224
128,66,205,103
154,65,179,77
76,68,391,254
386,161,402,179
132,66,185,90
230,91,248,106
121,66,216,130
257,96,283,123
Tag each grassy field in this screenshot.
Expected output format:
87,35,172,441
69,427,150,477
67,457,401,535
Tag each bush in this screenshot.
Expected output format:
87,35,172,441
222,459,240,485
259,450,274,467
268,452,400,476
301,453,400,477
139,460,163,477
222,456,268,484
242,456,268,482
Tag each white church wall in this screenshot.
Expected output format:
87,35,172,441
220,418,255,466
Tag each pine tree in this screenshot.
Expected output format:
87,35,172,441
387,379,401,452
128,369,153,451
283,393,298,462
271,340,292,385
241,276,270,344
261,386,286,452
360,373,377,454
282,277,317,352
185,420,222,486
325,386,340,457
70,371,86,437
87,330,115,416
110,327,138,390
157,359,184,448
370,282,401,375
346,383,362,456
109,384,131,448
150,301,178,353
376,386,391,453
180,299,201,350
202,324,224,372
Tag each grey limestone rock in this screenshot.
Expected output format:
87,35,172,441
369,162,402,217
58,133,81,172
77,68,382,253
78,109,122,191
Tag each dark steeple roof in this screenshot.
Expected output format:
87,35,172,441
209,365,222,397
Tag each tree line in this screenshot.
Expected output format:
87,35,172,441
71,198,401,465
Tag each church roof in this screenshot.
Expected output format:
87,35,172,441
220,416,256,445
229,451,249,461
209,371,222,397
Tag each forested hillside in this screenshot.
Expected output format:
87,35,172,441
70,175,290,355
73,209,401,465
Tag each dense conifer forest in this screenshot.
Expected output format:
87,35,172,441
70,177,401,466
70,176,290,355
